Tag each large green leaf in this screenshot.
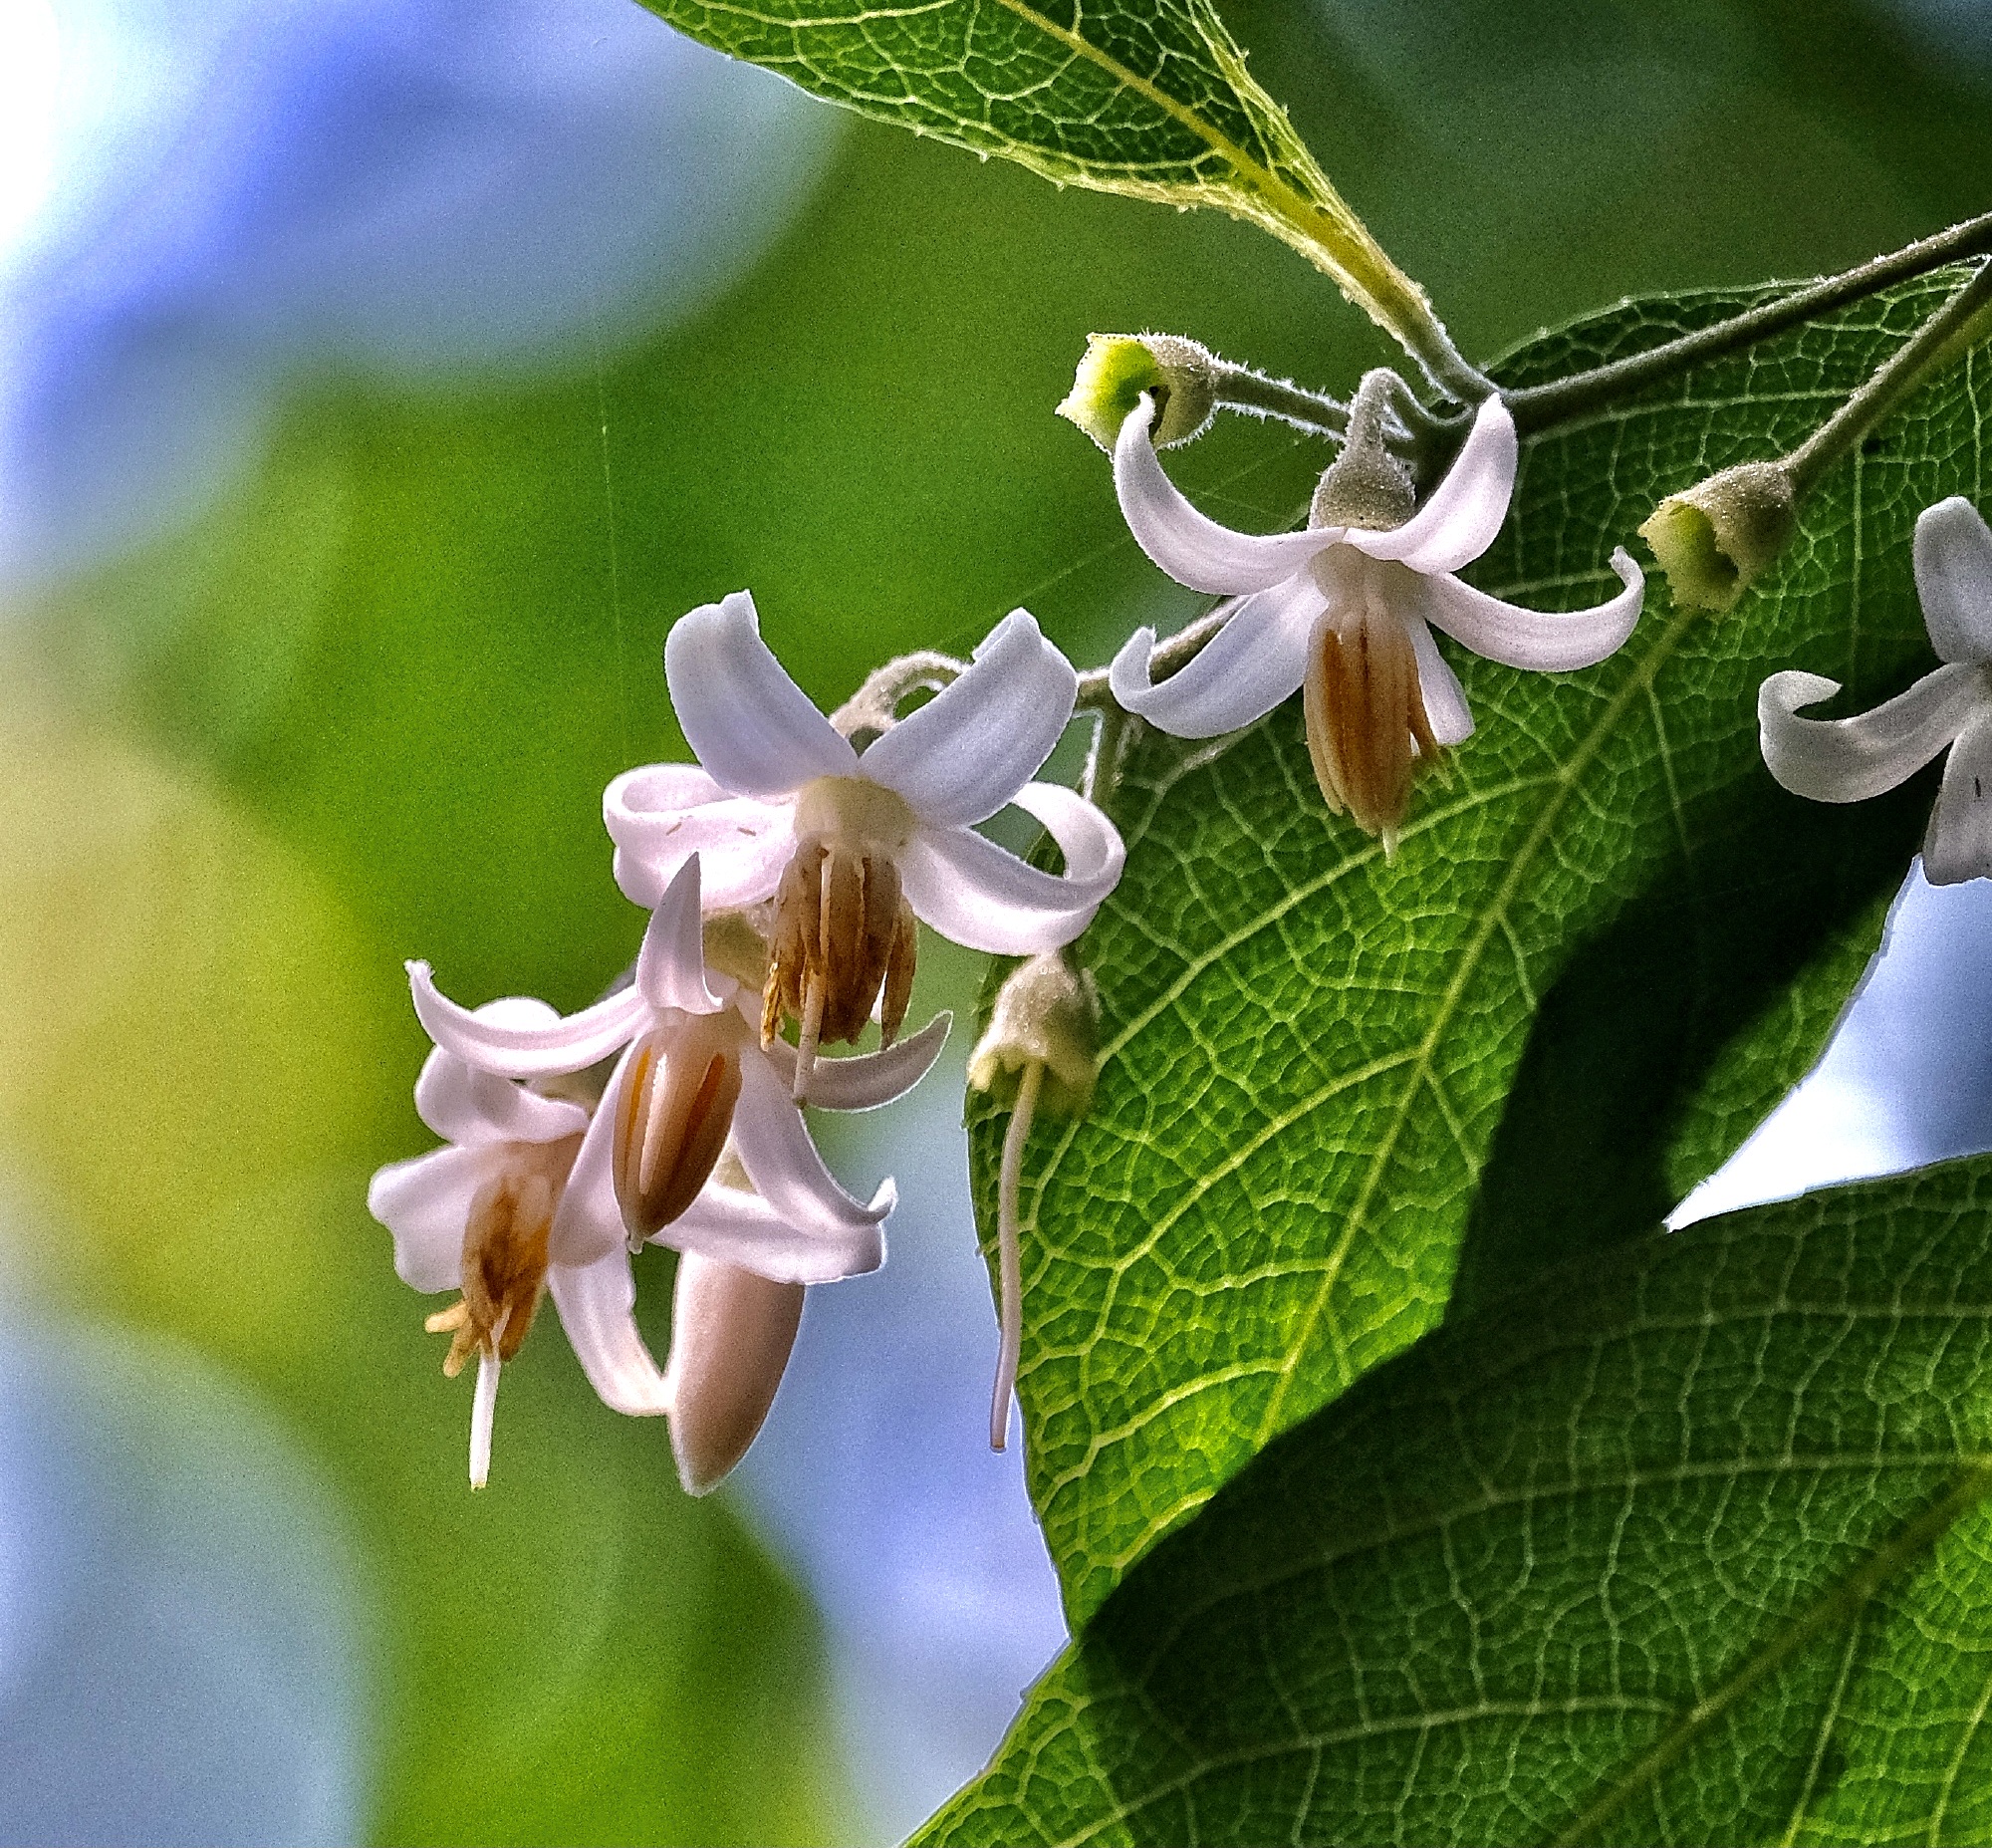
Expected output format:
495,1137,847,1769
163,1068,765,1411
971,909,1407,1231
923,1156,1992,1847
629,0,1455,378
971,270,1989,1623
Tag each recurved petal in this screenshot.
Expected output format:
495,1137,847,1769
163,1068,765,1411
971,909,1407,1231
1108,575,1324,738
1345,396,1518,576
899,814,1113,955
1759,662,1988,803
859,610,1079,828
1012,781,1126,892
729,1053,896,1235
758,1009,952,1110
1115,396,1337,594
413,1036,589,1148
1923,711,1992,884
605,768,791,911
409,963,648,1079
661,1179,884,1283
1913,496,1992,663
1420,547,1643,671
369,1145,489,1291
634,857,725,1015
1406,615,1475,746
663,590,859,799
547,1246,671,1416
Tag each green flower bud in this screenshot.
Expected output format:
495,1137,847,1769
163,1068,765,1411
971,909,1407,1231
968,951,1101,1116
1056,333,1218,452
1639,461,1798,613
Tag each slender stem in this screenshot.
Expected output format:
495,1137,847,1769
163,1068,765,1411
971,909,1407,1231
990,1059,1043,1452
1507,209,1992,435
1784,259,1992,494
1212,363,1350,438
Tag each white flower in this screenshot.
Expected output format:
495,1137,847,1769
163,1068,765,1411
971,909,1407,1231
406,855,945,1277
1760,495,1992,885
1107,393,1645,839
604,593,1124,1085
367,1008,671,1489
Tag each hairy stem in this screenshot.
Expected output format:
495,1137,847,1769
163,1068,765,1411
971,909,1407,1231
1508,209,1992,434
1784,259,1992,494
1212,363,1350,438
990,1059,1043,1452
830,650,964,739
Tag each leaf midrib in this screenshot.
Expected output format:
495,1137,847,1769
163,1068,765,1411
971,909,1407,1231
1549,1463,1992,1848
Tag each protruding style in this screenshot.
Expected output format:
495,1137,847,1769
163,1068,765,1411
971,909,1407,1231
968,952,1103,1452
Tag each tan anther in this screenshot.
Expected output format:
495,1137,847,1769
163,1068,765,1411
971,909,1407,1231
613,1014,745,1240
1302,561,1438,848
763,777,920,1062
426,1136,579,1374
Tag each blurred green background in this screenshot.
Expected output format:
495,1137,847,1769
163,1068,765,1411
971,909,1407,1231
0,0,1987,1841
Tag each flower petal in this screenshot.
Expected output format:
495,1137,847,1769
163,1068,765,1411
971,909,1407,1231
604,769,792,911
408,963,647,1079
635,857,725,1015
1406,615,1475,746
547,1247,671,1416
660,1179,883,1283
858,610,1079,828
414,1040,589,1148
1923,711,1992,884
1913,496,1992,662
368,1145,488,1291
1420,547,1644,671
548,1043,632,1266
1108,576,1324,738
758,1009,952,1110
663,589,858,799
1759,662,1987,803
899,811,1116,955
1115,396,1338,594
729,1052,895,1235
1344,396,1518,576
1012,781,1126,892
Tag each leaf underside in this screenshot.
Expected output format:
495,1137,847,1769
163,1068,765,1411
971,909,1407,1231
633,0,1332,219
921,1157,1992,1847
970,270,1988,1628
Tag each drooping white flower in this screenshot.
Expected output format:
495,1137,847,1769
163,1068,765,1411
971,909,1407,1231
367,1007,670,1489
1107,392,1645,840
406,855,945,1278
1760,495,1992,885
604,594,1124,1086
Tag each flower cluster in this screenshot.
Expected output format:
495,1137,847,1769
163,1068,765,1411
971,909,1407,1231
369,324,1689,1488
372,594,1123,1489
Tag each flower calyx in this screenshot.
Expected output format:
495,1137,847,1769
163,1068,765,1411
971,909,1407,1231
1640,460,1798,613
968,950,1102,1115
1058,333,1218,451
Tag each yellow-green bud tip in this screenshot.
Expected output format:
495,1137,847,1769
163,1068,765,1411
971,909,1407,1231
968,952,1101,1116
1056,334,1217,452
1639,461,1798,614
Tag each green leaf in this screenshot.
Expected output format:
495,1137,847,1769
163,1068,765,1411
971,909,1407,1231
921,1156,1992,1847
973,271,1991,1625
630,0,1470,389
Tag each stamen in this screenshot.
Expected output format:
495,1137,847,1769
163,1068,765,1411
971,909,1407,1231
990,1059,1044,1452
794,972,825,1100
879,899,917,1049
1301,588,1437,848
613,1021,744,1237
